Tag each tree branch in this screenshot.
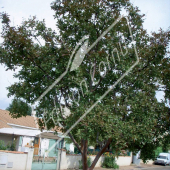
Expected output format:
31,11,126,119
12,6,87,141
68,132,82,154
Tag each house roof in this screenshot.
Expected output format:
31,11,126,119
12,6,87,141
0,128,41,137
0,109,38,129
36,132,60,139
0,120,11,129
0,109,62,133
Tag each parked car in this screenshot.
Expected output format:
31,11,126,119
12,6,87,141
154,153,170,166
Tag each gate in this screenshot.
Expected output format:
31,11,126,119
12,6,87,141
31,140,59,170
31,147,58,170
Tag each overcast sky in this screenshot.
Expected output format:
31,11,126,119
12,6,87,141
0,0,170,110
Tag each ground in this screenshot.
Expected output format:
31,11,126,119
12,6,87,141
95,163,170,170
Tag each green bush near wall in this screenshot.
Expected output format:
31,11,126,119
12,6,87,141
102,155,119,169
0,140,7,150
0,140,16,151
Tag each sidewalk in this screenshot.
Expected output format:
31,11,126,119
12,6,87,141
95,163,165,170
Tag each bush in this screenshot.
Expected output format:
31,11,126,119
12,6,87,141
88,150,99,155
0,140,16,151
79,157,92,169
102,153,119,169
9,142,16,151
0,140,7,150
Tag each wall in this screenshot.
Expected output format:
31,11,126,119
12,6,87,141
89,155,104,167
0,148,34,170
64,141,74,153
64,155,103,169
22,136,34,146
15,136,20,151
116,156,132,166
57,150,132,169
66,155,81,169
69,143,74,152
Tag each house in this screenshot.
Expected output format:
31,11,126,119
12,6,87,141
0,109,74,157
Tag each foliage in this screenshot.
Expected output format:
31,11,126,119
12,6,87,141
66,150,70,154
0,140,16,151
9,141,16,151
102,153,119,169
0,0,170,169
0,140,7,150
88,150,99,156
140,143,158,163
6,98,32,117
74,147,80,154
154,147,163,158
162,134,170,152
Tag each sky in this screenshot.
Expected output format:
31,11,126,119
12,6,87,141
0,0,170,110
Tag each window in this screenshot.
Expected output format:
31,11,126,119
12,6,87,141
158,156,167,159
34,137,39,144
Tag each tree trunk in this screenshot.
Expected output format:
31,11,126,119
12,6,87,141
67,133,112,170
88,138,112,170
82,140,88,170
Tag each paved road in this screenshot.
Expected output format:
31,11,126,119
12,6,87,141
141,167,170,170
96,164,170,170
118,164,170,170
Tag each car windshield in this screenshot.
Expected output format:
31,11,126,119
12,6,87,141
158,156,167,159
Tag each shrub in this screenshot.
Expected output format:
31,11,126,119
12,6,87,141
10,142,16,151
0,140,7,150
0,140,16,151
102,153,119,169
88,150,99,155
6,141,16,151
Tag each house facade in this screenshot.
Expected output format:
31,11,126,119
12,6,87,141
0,109,74,157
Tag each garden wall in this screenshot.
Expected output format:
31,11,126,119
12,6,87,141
57,149,132,169
0,148,34,170
116,156,132,166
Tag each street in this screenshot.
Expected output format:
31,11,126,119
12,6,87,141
109,164,170,170
142,167,170,170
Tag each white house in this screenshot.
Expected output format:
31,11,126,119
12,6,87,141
0,109,74,157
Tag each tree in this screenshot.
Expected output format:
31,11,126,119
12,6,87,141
6,98,32,117
0,0,170,169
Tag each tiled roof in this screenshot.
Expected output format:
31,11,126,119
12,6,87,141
0,109,38,129
0,120,11,129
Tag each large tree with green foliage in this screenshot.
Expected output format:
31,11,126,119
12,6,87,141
0,0,170,169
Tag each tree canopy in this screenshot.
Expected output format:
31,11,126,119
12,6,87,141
6,98,32,117
0,0,170,169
